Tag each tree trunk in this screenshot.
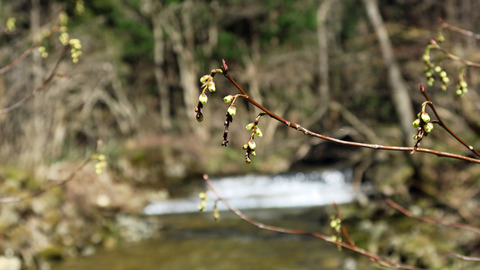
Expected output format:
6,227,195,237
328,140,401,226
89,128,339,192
362,0,414,146
316,0,334,121
151,4,172,131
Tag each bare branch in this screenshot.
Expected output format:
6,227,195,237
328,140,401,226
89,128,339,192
385,198,480,235
203,174,425,270
0,140,101,204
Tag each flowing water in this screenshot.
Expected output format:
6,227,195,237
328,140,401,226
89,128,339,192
52,169,368,270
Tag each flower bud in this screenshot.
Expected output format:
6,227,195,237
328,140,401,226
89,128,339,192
439,71,447,78
223,95,234,103
413,134,418,140
424,122,434,133
442,77,449,84
434,66,442,73
420,113,430,123
227,106,236,116
246,123,254,131
243,144,248,150
460,81,468,88
422,54,430,62
199,93,208,104
412,118,420,128
251,151,256,157
428,78,434,86
196,114,204,122
200,75,210,83
255,127,263,137
248,140,256,150
208,81,216,92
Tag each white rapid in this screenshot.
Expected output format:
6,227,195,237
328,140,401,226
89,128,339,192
143,169,357,215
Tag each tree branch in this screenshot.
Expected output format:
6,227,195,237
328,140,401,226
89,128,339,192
203,174,424,270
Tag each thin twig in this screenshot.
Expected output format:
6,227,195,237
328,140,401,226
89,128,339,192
385,198,480,235
333,202,356,247
0,45,69,115
419,84,480,158
438,18,480,40
0,14,62,75
448,251,480,262
430,40,480,68
0,140,101,204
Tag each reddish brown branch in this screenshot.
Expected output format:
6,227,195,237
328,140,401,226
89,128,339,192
220,60,480,164
204,174,425,270
0,140,101,204
419,84,480,158
385,198,480,235
438,18,480,40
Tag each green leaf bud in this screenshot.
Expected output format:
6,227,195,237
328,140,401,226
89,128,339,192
424,122,434,133
421,113,430,123
196,114,204,122
227,106,236,116
246,123,254,131
413,134,418,140
223,95,234,103
412,118,420,128
199,93,208,104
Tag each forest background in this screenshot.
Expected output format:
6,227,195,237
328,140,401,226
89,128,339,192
1,0,480,268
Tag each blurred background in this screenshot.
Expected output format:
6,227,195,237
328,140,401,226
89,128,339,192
0,0,480,269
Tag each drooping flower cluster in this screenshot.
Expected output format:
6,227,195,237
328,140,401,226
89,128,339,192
242,113,265,163
412,97,435,150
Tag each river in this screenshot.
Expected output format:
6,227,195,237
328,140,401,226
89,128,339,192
52,169,370,270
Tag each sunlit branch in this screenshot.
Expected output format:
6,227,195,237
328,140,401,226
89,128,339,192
219,60,480,164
